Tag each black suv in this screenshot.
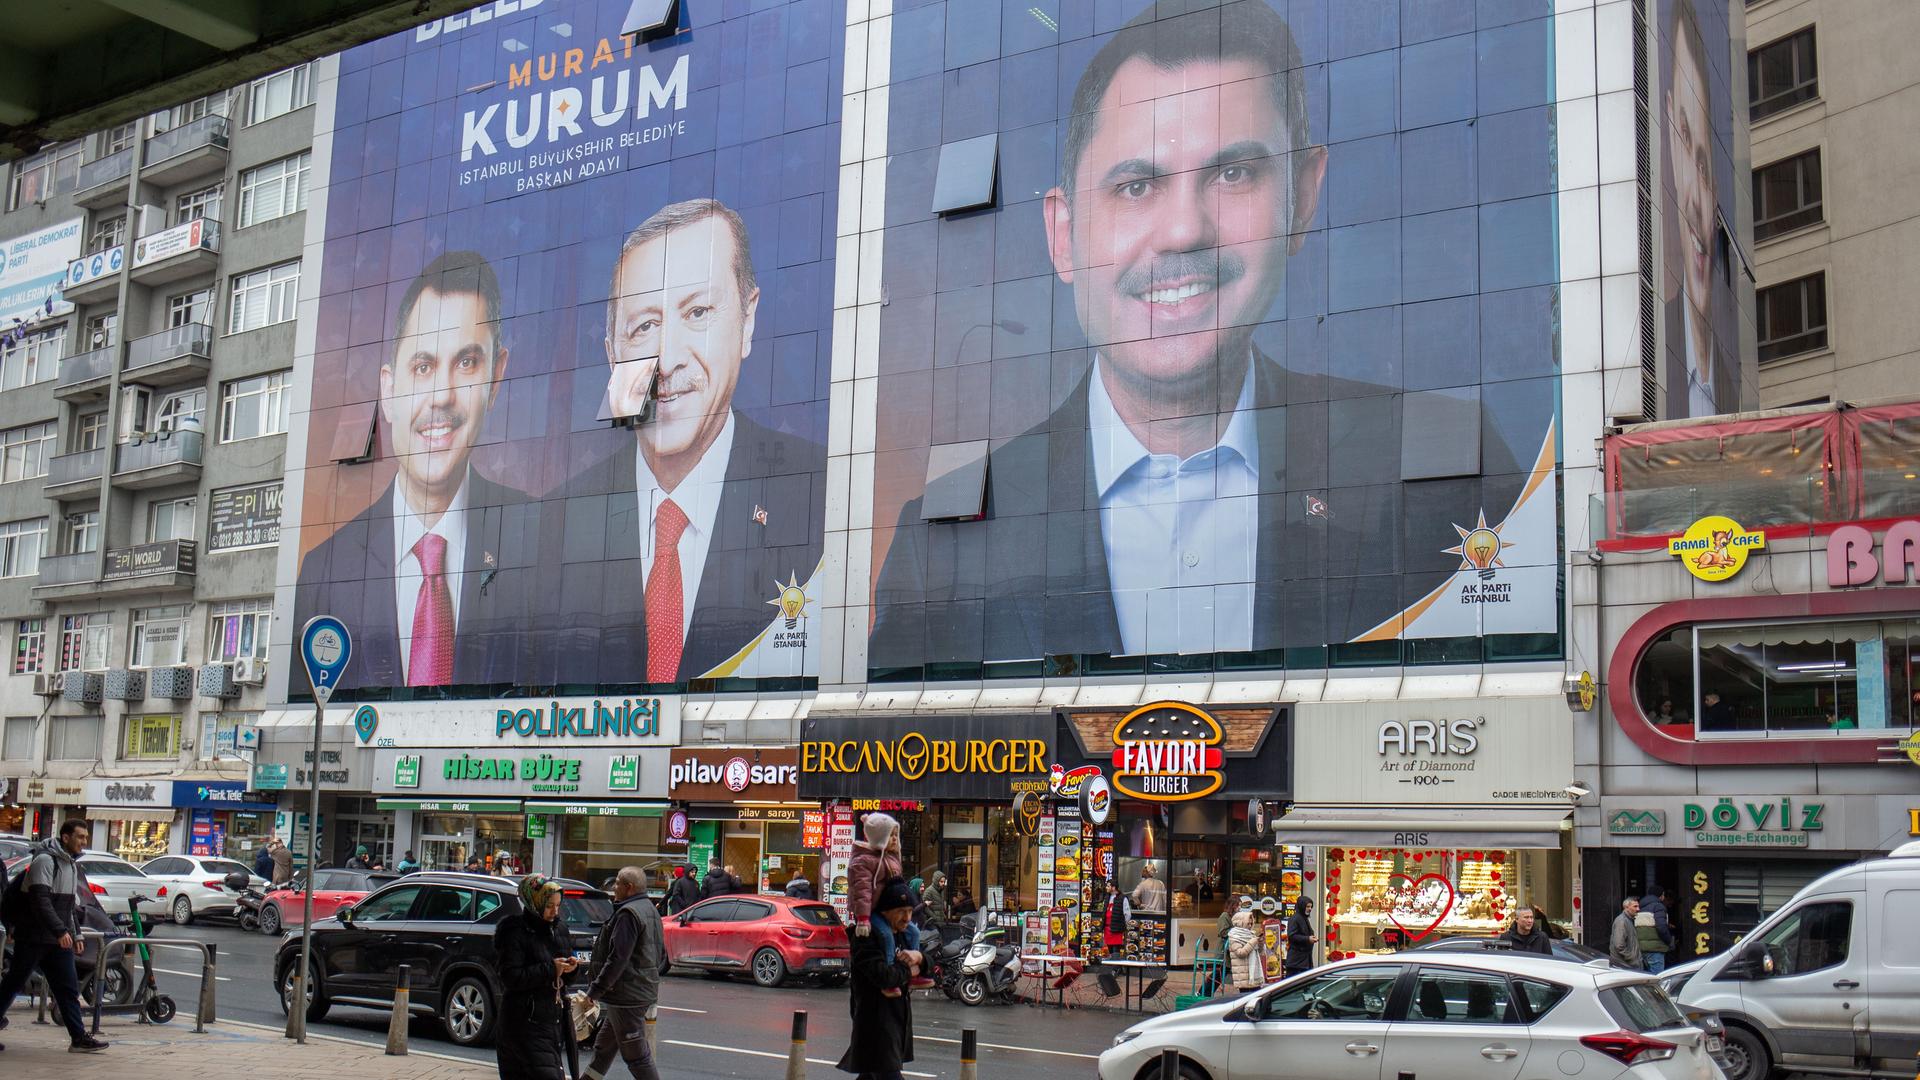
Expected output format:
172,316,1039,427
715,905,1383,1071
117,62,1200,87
274,871,612,1046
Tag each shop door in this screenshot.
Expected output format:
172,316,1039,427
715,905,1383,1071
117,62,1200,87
723,832,763,893
941,841,982,912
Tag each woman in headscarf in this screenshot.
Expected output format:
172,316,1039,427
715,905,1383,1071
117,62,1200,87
494,874,577,1080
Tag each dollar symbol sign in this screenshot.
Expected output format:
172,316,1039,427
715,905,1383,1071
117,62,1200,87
1693,870,1709,894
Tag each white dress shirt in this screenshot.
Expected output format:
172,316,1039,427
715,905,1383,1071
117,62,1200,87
392,473,469,683
636,410,734,642
1088,356,1259,656
1683,304,1716,418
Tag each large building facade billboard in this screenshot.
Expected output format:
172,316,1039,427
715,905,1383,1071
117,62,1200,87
283,0,840,693
865,1,1567,673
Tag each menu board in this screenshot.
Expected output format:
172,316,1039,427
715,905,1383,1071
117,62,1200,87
1128,913,1170,963
827,806,855,919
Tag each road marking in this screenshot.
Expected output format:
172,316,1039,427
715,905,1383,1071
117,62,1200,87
660,1038,936,1078
222,1018,479,1063
657,1004,707,1014
917,1033,1101,1060
153,966,233,982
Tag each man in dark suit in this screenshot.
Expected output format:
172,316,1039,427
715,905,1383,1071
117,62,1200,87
539,198,825,684
295,251,529,689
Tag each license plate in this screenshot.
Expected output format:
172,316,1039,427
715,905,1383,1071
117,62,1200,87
818,959,844,968
574,951,592,962
1706,1036,1724,1053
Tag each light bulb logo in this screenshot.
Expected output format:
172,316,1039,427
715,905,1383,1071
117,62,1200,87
1445,511,1511,581
768,572,809,628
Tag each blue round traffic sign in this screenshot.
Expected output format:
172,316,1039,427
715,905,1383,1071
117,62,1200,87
300,615,353,701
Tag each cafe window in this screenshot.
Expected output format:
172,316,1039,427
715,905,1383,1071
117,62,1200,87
558,814,669,887
1638,618,1920,736
122,713,181,761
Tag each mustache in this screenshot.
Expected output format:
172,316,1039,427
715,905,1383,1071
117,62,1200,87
1114,250,1244,297
412,407,465,432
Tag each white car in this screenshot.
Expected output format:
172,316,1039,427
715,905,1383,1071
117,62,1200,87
74,851,161,912
139,854,266,924
1099,952,1722,1080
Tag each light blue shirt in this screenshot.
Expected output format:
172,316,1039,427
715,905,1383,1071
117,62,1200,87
1683,304,1716,418
1087,356,1259,656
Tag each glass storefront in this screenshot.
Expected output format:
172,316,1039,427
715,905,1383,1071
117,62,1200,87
417,812,532,873
558,813,676,887
1637,616,1920,735
890,803,1036,915
1321,839,1574,961
103,816,174,862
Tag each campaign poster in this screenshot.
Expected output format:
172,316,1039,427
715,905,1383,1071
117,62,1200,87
866,0,1564,673
287,0,839,694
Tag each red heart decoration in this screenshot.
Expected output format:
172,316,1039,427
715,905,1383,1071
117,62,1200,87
1328,849,1344,862
1488,889,1502,901
1386,872,1458,942
1572,897,1582,910
1412,852,1424,862
1490,852,1506,864
1328,951,1344,961
1490,873,1503,884
1304,871,1317,882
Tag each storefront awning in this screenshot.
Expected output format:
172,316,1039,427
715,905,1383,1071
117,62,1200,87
1274,805,1571,849
522,801,666,817
375,798,524,813
86,807,174,822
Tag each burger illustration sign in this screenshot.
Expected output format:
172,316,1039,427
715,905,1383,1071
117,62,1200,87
1109,701,1228,801
1054,702,1291,805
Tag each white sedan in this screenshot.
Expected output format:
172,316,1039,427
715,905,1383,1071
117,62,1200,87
1100,952,1721,1080
139,854,266,924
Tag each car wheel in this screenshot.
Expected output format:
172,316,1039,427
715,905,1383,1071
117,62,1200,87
279,961,330,1022
751,947,787,988
259,903,282,936
443,975,495,1047
1720,1025,1773,1080
1132,1057,1206,1080
172,894,195,925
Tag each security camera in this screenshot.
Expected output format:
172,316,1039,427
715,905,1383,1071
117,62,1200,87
1586,550,1604,565
1564,782,1591,803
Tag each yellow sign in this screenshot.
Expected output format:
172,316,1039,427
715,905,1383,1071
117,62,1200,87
1573,671,1596,712
1900,731,1920,768
1667,515,1766,582
1909,808,1919,836
800,734,1047,780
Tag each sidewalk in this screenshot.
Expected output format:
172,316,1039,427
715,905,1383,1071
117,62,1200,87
2,1006,494,1080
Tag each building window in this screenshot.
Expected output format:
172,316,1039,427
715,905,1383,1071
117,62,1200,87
1758,272,1829,362
1750,27,1818,121
122,713,181,761
168,288,213,329
13,618,46,674
87,215,126,255
65,510,99,555
227,262,299,333
0,519,46,578
1,327,65,391
209,600,271,663
237,152,310,227
8,143,81,210
248,63,314,125
0,421,56,483
74,411,106,452
48,715,101,760
154,388,204,432
175,183,224,225
3,716,34,759
1754,149,1823,242
1638,617,1920,735
99,123,138,157
199,711,258,760
152,90,231,133
58,613,110,673
84,312,117,350
148,496,196,542
219,371,289,442
129,605,189,668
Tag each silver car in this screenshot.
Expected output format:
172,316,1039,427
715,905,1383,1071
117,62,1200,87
1099,952,1721,1080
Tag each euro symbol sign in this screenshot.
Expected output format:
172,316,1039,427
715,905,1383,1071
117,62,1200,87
1691,901,1710,925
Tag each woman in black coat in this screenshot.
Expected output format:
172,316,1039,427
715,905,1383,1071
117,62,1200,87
494,875,579,1080
837,880,919,1080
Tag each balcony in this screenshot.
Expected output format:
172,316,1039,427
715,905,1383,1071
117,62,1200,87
43,448,105,498
33,539,197,601
73,148,133,209
125,324,211,387
62,246,125,306
141,115,230,187
129,219,219,287
55,346,115,401
114,429,203,489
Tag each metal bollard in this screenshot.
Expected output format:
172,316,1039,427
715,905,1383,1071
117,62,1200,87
285,966,307,1043
194,942,218,1032
386,964,411,1055
785,1010,808,1080
958,1028,978,1080
1159,1047,1181,1079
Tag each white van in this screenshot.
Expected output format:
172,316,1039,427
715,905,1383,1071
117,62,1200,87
1661,842,1920,1080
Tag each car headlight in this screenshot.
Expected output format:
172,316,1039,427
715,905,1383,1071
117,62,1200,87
1112,1030,1141,1049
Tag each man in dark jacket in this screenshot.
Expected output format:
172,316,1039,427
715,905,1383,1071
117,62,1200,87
1639,888,1676,973
585,867,664,1080
785,875,815,901
700,861,732,900
837,879,919,1079
1500,907,1553,954
0,819,108,1053
254,844,274,880
496,875,576,1080
665,866,701,914
1283,897,1316,977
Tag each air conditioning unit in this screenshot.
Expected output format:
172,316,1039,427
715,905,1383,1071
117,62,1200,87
150,665,195,700
232,657,266,686
32,672,61,697
103,669,147,701
61,671,104,705
197,662,238,699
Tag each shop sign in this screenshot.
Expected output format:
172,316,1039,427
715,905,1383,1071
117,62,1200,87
375,747,668,798
394,755,422,788
443,753,583,794
295,748,351,787
1899,730,1920,768
1080,772,1113,822
733,807,801,822
665,810,690,845
172,782,275,810
1908,808,1919,837
800,810,825,848
252,764,289,791
526,816,548,839
1566,670,1596,712
1682,798,1823,847
1606,809,1668,836
1103,702,1227,801
1056,703,1290,803
1293,698,1571,805
1826,521,1920,588
1012,791,1041,835
350,697,681,748
667,747,799,802
1666,515,1765,582
850,799,922,812
87,780,171,807
610,754,638,791
1047,764,1101,799
797,715,1047,801
207,482,282,553
20,778,87,805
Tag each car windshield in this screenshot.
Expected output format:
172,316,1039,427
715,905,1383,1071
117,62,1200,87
203,860,252,877
80,859,144,876
792,904,841,926
561,894,613,932
0,839,31,861
1601,983,1690,1033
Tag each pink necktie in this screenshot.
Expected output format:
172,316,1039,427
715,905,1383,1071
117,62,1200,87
409,533,453,686
645,499,690,683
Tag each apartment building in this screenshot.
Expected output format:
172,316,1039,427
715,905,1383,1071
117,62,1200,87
1744,0,1920,406
0,64,315,863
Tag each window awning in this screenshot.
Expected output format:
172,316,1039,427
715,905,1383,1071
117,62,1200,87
376,798,523,814
86,807,174,823
522,801,667,817
1273,805,1571,849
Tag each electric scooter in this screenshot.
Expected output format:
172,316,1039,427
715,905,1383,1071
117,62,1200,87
109,895,177,1024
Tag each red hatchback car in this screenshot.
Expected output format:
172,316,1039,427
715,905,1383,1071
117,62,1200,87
662,894,850,987
260,869,398,934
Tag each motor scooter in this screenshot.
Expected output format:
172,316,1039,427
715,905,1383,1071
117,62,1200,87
955,916,1021,1006
923,918,974,1000
224,871,269,932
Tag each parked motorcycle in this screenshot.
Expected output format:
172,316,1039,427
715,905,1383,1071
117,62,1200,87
923,918,974,1000
225,871,269,933
955,915,1021,1006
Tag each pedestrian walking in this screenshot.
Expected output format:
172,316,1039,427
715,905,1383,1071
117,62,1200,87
495,875,577,1080
665,866,701,914
921,872,948,924
836,879,920,1080
847,813,930,991
1227,908,1265,991
1501,906,1553,954
0,819,110,1053
584,867,664,1080
1283,897,1316,976
270,839,294,886
254,843,274,880
1637,888,1674,972
700,860,731,900
1610,896,1646,970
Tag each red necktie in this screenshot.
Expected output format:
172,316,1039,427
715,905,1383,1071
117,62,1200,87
409,533,453,686
645,499,691,682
